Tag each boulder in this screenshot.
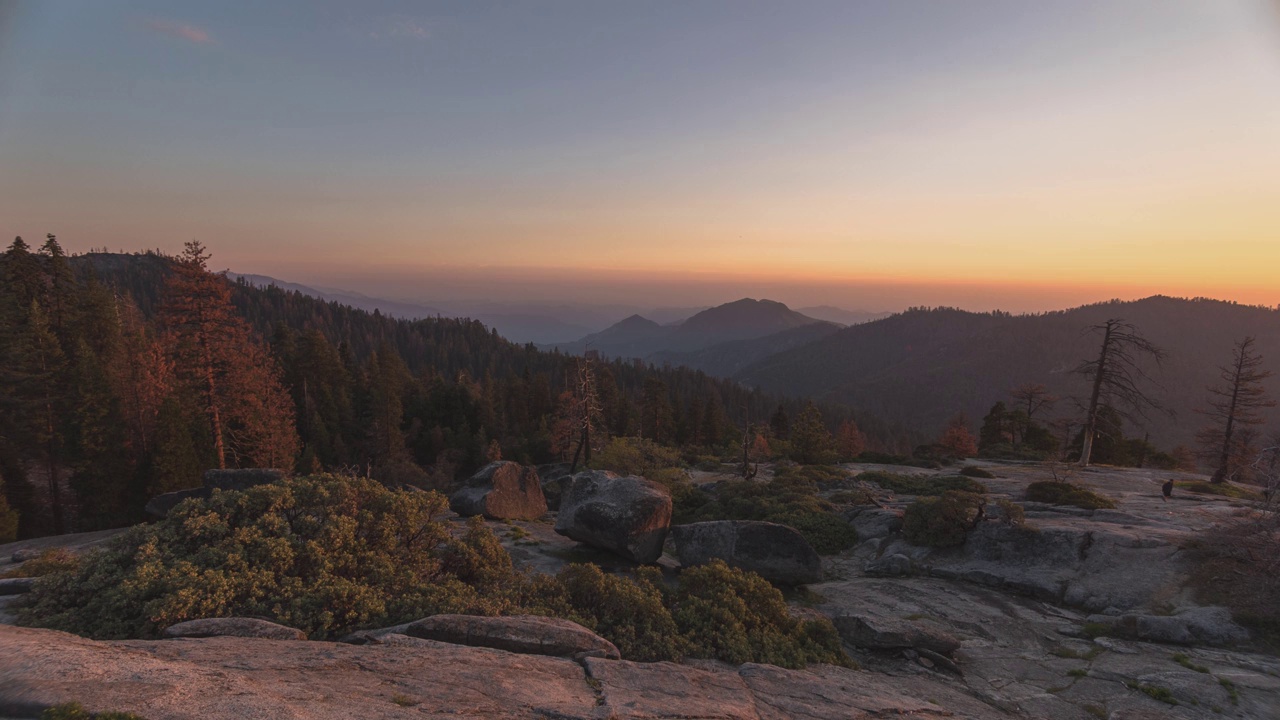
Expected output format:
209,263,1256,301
143,486,211,518
0,577,36,596
844,507,903,540
449,461,547,520
670,520,821,584
403,614,620,660
11,548,42,563
554,470,672,563
537,463,573,510
161,617,307,641
834,614,962,656
202,468,286,492
864,553,913,577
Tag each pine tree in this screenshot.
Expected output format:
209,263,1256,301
789,402,834,465
835,420,866,461
161,241,298,470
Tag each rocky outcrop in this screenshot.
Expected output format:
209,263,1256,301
0,577,35,596
0,624,994,719
554,470,672,563
144,469,286,518
400,614,620,659
843,506,902,540
161,618,307,641
1079,606,1249,647
449,461,548,520
671,520,821,584
144,487,211,518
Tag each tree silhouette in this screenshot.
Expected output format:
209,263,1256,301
1075,319,1165,467
1196,337,1275,483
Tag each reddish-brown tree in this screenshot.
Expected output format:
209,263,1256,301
161,242,297,469
939,414,979,458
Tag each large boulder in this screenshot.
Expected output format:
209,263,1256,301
143,487,211,518
402,614,620,660
162,617,307,641
554,470,672,563
671,520,821,584
449,461,547,520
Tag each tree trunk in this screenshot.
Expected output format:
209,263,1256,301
1213,351,1246,483
1079,322,1113,467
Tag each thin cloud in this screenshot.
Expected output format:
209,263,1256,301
368,16,429,42
144,18,213,45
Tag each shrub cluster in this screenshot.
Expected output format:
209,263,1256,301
1024,481,1116,510
16,475,849,669
674,474,858,554
856,471,987,497
901,491,986,548
959,466,996,479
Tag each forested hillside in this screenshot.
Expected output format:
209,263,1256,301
0,240,915,541
737,298,1280,449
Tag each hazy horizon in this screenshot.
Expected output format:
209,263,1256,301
3,0,1279,312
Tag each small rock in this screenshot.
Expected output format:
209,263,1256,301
162,617,307,641
403,614,620,660
671,520,821,584
844,507,903,540
449,461,547,520
0,577,36,595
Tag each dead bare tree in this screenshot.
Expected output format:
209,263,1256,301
1195,337,1275,484
1074,318,1166,467
567,357,603,474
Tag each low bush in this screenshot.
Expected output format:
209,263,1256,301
1,548,80,579
771,465,848,486
994,498,1027,527
901,491,985,548
959,466,996,479
17,475,849,669
674,475,858,554
856,471,986,497
1175,481,1263,501
1025,481,1116,510
592,437,685,479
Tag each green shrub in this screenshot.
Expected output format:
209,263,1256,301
902,491,985,548
1175,481,1262,501
670,560,850,668
674,475,857,554
522,564,685,662
856,471,986,497
1025,481,1116,510
17,475,518,639
1125,681,1177,706
959,466,996,479
827,490,875,506
994,498,1027,527
1,548,80,578
592,437,685,479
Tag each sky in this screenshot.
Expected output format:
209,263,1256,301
1,0,1278,312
